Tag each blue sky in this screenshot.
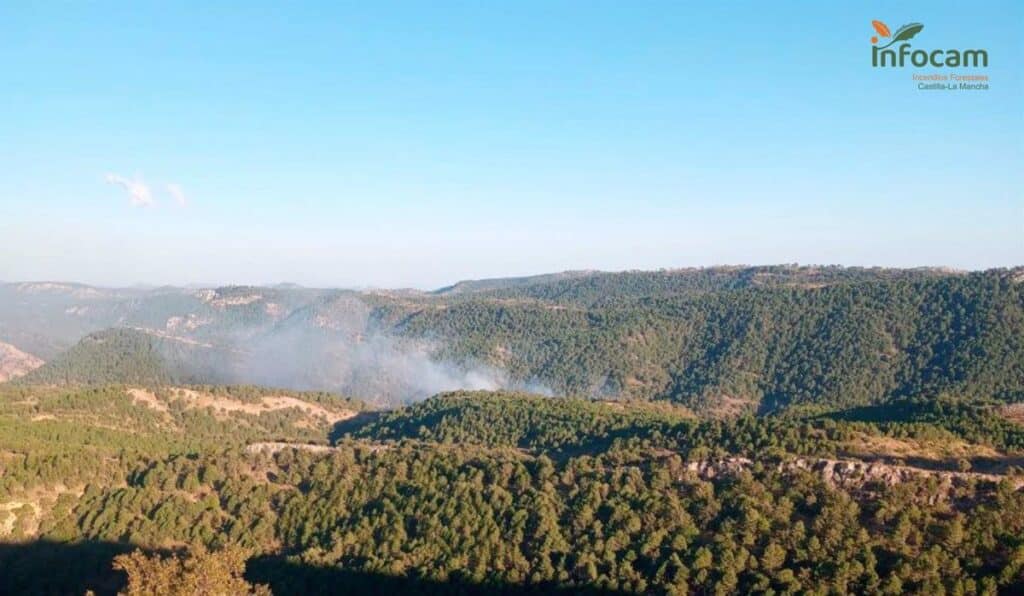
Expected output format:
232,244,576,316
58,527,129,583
1,1,1021,288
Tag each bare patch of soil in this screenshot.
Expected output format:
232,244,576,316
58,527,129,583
0,341,44,382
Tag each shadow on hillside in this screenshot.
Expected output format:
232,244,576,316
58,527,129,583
246,554,625,596
329,411,383,442
0,540,626,596
820,401,930,424
0,539,133,595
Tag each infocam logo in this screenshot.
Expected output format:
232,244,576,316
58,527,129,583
870,20,988,68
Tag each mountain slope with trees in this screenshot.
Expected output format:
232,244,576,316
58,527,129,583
398,269,1024,413
3,266,1022,414
17,328,235,386
2,387,1024,594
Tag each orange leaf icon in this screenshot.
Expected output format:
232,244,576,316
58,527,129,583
872,20,891,37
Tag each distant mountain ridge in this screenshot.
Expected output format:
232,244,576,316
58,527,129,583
432,270,599,296
3,265,1022,413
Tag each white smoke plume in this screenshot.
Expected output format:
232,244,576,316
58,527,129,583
222,295,547,405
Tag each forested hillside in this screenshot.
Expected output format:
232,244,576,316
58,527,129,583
18,328,235,386
399,269,1024,412
436,265,954,306
2,387,1024,594
4,268,1019,595
2,266,1022,413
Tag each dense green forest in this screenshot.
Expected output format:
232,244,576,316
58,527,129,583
398,269,1024,411
2,386,1024,594
1,267,1023,593
16,328,232,386
5,267,1022,412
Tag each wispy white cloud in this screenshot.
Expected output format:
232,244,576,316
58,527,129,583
167,183,187,207
105,173,154,207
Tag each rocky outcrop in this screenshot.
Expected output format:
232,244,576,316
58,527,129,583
786,457,1016,489
245,442,338,456
683,457,753,478
245,441,390,456
684,456,1024,491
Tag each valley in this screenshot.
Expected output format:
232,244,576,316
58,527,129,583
1,266,1023,594
3,265,1022,409
6,2,1019,592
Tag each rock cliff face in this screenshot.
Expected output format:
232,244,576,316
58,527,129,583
682,457,755,479
684,456,1023,493
0,341,44,382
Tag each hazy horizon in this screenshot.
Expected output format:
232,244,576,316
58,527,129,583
1,261,1013,293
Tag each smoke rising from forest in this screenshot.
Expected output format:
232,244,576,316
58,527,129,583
230,296,545,405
